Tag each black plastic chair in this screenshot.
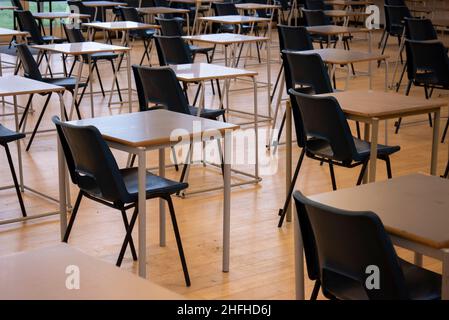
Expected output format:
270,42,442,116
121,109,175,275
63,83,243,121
278,90,400,227
52,116,191,286
133,65,225,181
68,0,104,22
63,23,122,102
0,125,27,218
304,0,331,10
214,3,252,34
16,44,85,150
380,5,411,58
15,10,65,45
156,17,215,62
120,7,156,65
294,191,442,300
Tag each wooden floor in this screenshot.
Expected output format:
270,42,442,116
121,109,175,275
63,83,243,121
0,27,448,300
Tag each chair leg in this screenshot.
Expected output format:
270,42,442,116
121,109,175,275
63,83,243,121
441,118,449,143
310,280,321,300
384,156,392,179
328,162,337,190
396,63,407,92
166,196,191,287
278,149,305,228
26,93,52,151
4,143,27,217
443,161,449,179
93,61,105,97
110,60,123,102
356,160,369,186
356,121,361,139
69,90,83,120
116,206,139,267
19,94,34,130
378,29,386,49
120,208,138,261
63,191,83,243
171,146,179,171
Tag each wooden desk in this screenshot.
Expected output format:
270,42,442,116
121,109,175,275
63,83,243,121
324,0,373,7
323,9,371,27
32,42,131,117
433,18,449,29
170,63,261,192
83,1,127,21
292,174,449,299
33,11,91,36
0,244,184,299
198,15,271,36
169,0,221,34
59,110,239,278
137,7,190,34
0,76,65,226
306,25,372,51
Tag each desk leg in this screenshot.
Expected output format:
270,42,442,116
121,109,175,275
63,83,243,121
368,118,379,183
253,77,259,180
294,202,305,300
88,55,94,118
159,148,166,247
138,147,147,278
13,95,24,191
127,49,132,113
443,249,449,299
431,109,440,176
223,130,231,273
414,253,423,267
70,57,84,120
286,100,292,222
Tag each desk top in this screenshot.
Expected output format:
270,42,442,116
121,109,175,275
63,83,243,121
199,15,270,24
235,3,280,10
323,9,372,18
82,1,127,7
171,62,257,81
84,21,159,30
32,41,130,55
0,27,28,37
324,0,373,5
137,6,190,14
33,11,91,19
299,48,387,64
317,90,447,119
0,75,64,97
433,18,449,28
183,32,268,44
310,174,449,249
0,244,184,299
66,109,239,148
306,25,369,35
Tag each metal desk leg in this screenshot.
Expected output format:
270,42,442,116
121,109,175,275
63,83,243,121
13,95,24,191
294,203,305,300
70,57,84,120
88,55,94,118
253,77,259,180
368,118,379,183
137,147,147,278
430,109,440,175
159,148,166,247
127,48,132,113
222,129,231,273
443,249,449,299
285,100,292,222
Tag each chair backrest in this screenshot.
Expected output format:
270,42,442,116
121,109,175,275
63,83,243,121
156,17,184,36
404,17,437,41
141,0,155,7
51,117,130,203
10,0,23,10
384,5,411,33
68,1,98,21
304,0,325,10
294,191,409,300
63,23,86,43
132,65,149,111
120,6,142,22
405,39,449,88
15,10,44,44
278,25,314,52
293,191,320,282
284,51,333,94
154,35,193,65
302,9,331,26
214,2,239,16
385,0,405,5
16,44,43,81
289,90,359,163
133,65,192,115
154,0,170,6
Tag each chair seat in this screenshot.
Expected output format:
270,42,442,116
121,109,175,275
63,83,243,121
90,51,119,61
121,168,188,202
130,29,156,39
324,258,441,300
188,105,225,119
306,137,400,163
43,77,87,90
189,45,214,55
42,35,65,44
0,124,25,144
